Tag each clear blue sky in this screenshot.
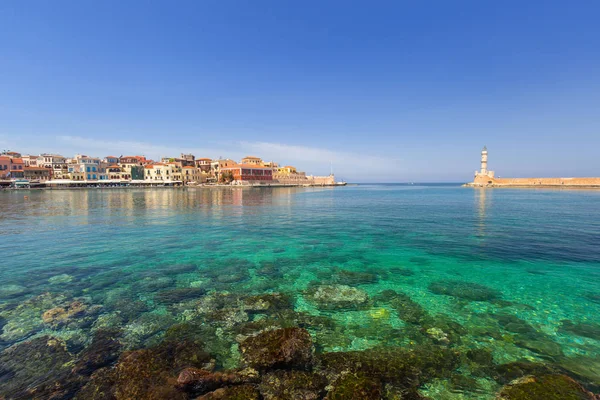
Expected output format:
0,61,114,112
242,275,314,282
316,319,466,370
1,1,599,182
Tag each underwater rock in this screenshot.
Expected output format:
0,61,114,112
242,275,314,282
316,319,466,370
72,329,122,376
428,280,501,301
0,284,28,298
48,273,74,284
41,300,100,328
259,370,327,400
494,314,539,336
318,345,460,389
0,292,69,342
240,327,314,370
329,268,379,285
376,290,428,324
465,348,495,370
177,367,259,395
196,384,261,400
74,367,117,400
241,293,293,313
0,336,80,399
305,284,370,310
494,361,557,384
496,374,598,400
425,327,449,344
155,287,207,304
420,315,467,346
558,356,600,392
105,298,150,322
122,312,176,349
559,320,600,341
389,266,416,277
583,293,600,304
325,373,382,399
82,337,212,400
514,337,564,358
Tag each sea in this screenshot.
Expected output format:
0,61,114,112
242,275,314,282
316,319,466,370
0,184,599,398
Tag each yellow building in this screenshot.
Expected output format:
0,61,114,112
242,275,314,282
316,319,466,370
241,156,263,166
181,166,207,184
144,163,183,184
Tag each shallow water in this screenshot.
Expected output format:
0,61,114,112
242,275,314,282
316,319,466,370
1,185,599,398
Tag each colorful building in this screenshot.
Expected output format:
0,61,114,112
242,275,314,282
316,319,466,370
221,164,273,183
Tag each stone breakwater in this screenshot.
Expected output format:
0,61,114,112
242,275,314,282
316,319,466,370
466,177,600,188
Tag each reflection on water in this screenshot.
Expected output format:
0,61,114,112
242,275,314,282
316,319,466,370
0,186,599,399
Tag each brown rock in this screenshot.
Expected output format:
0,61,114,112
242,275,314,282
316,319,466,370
240,327,314,370
497,374,599,400
195,384,261,400
178,367,259,395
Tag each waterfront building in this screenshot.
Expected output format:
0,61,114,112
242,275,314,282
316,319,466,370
221,164,273,183
105,165,124,180
39,154,68,179
21,155,42,167
195,158,212,173
23,166,52,181
9,157,25,178
0,156,11,178
144,163,183,184
104,156,120,165
181,166,206,184
240,156,264,166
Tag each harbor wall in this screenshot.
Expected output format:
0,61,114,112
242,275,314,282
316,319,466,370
471,175,600,187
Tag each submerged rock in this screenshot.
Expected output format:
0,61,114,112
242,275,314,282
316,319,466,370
493,361,557,384
0,336,80,399
428,280,501,301
42,300,100,328
497,374,598,399
177,367,259,395
376,290,428,324
305,284,370,310
196,384,261,400
72,329,122,376
559,320,600,341
155,287,207,304
325,373,382,399
329,268,379,285
240,327,314,370
318,345,460,389
241,293,293,313
79,337,211,400
0,284,28,298
0,292,69,342
259,370,327,400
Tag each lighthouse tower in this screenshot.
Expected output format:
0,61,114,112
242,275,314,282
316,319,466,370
480,146,488,175
474,146,495,184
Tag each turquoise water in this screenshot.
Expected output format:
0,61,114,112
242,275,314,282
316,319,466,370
1,185,599,398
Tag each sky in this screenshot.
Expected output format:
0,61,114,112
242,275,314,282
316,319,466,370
1,1,599,182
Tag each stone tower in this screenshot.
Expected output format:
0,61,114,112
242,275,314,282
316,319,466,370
473,146,495,184
480,146,488,175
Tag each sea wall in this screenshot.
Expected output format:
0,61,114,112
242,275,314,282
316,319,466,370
470,175,600,187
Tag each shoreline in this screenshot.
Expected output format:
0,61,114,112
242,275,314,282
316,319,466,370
0,183,347,191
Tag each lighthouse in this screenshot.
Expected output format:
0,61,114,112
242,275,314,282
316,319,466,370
480,146,488,175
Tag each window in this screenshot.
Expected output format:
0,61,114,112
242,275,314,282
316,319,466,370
92,167,96,172
87,174,90,179
86,167,90,172
93,174,97,179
